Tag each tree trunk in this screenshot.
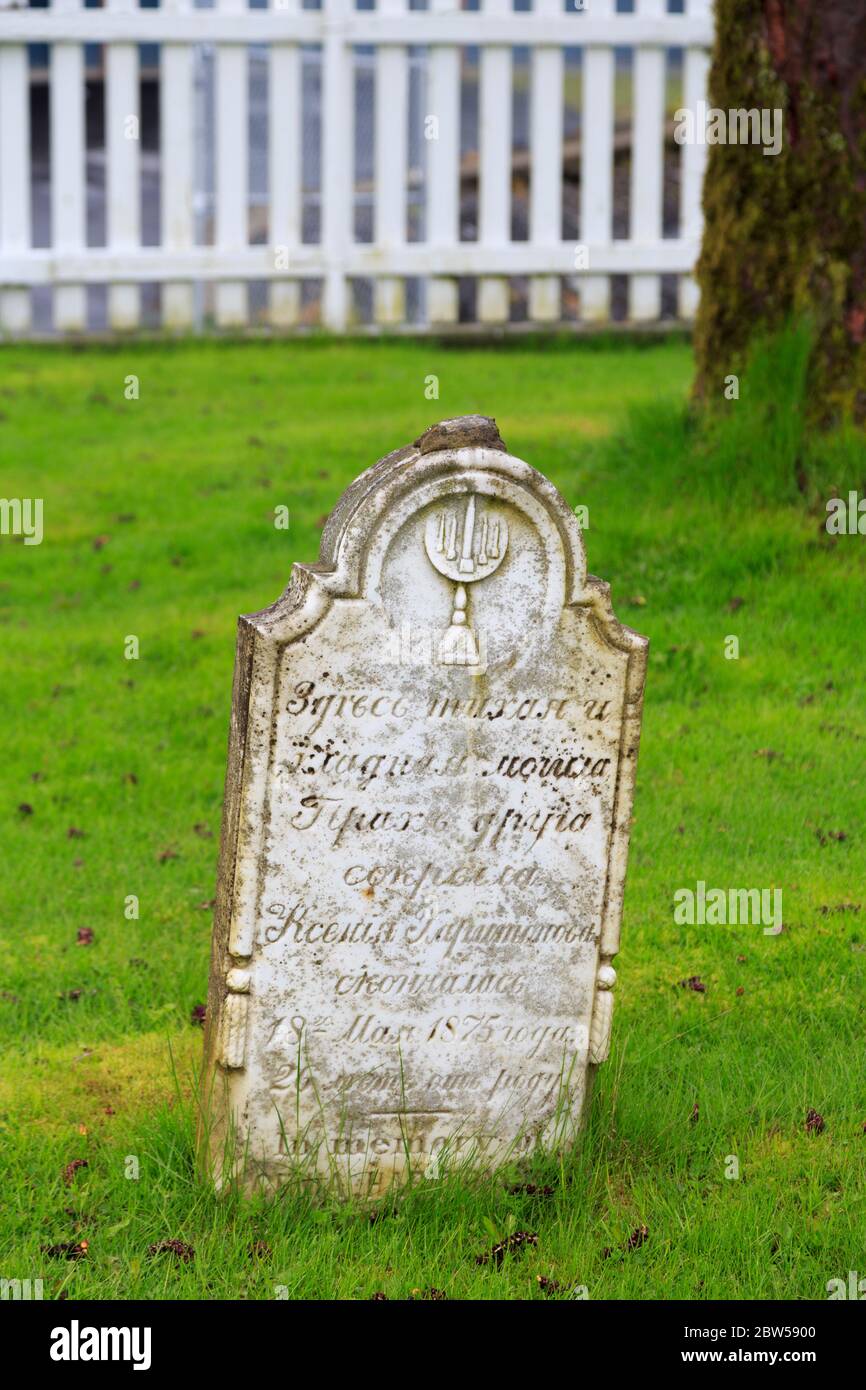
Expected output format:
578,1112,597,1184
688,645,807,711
693,0,866,425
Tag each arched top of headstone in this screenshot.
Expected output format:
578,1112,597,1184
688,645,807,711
248,417,645,680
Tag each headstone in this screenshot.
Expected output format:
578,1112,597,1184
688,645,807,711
201,416,647,1196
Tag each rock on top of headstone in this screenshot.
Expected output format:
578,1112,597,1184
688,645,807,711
414,415,508,455
201,419,648,1199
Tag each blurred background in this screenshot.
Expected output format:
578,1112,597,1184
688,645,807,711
1,0,709,334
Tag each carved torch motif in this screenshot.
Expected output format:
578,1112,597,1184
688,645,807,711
424,495,508,666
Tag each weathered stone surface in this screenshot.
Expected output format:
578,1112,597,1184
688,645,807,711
201,417,647,1197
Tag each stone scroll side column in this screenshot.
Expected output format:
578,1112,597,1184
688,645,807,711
219,967,251,1070
588,964,616,1066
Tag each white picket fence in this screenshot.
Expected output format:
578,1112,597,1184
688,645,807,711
0,0,713,336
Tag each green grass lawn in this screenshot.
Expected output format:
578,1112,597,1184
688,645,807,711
0,333,863,1300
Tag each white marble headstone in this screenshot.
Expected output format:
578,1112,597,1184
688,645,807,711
202,417,647,1196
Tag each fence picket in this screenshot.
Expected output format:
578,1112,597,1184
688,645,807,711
321,0,352,330
161,0,195,331
215,0,248,328
427,0,460,325
269,0,302,329
629,0,665,321
529,0,563,324
106,0,140,331
678,0,711,319
579,0,614,322
51,0,86,332
478,0,511,325
374,0,408,326
0,42,31,333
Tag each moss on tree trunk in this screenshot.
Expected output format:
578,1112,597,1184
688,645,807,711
693,0,866,425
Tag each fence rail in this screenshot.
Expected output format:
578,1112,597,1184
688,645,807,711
0,0,713,337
